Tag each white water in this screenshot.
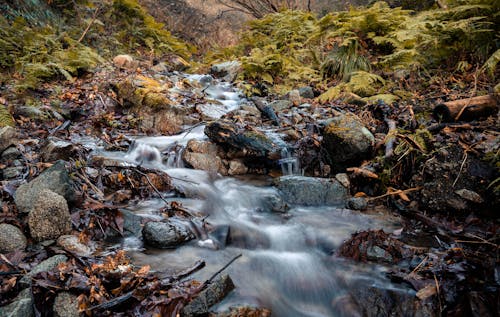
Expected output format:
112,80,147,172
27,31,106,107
97,74,406,316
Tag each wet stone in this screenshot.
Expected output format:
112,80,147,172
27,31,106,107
298,86,315,99
0,288,34,317
57,235,93,257
2,166,24,179
182,275,235,317
1,146,21,162
0,126,16,153
41,138,80,162
0,223,27,253
142,219,194,248
274,176,350,206
347,197,368,211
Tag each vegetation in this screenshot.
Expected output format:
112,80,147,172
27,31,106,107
0,0,192,91
208,0,499,100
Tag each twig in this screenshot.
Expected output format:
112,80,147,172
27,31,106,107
0,270,22,276
367,187,421,201
133,168,170,205
207,253,242,284
384,118,397,159
455,66,479,121
434,274,443,313
456,233,499,248
77,6,101,44
408,255,429,277
452,152,467,188
76,171,104,199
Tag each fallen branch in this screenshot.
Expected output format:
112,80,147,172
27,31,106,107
367,187,421,201
384,118,397,159
433,94,497,122
207,253,242,284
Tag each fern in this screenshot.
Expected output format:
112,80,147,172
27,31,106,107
481,49,500,77
0,105,15,127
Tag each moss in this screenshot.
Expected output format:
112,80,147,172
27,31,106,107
116,75,173,110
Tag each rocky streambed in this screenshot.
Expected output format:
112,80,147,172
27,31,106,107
0,59,498,316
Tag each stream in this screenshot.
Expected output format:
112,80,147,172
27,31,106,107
92,74,411,316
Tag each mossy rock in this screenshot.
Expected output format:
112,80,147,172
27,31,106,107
115,75,173,109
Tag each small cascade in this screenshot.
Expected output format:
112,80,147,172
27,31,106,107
163,143,185,168
279,147,301,176
124,141,163,165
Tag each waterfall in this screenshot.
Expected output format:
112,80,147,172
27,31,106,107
279,147,301,176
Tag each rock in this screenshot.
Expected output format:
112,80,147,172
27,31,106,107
181,275,235,317
41,138,80,162
183,140,227,175
142,219,194,248
322,112,375,170
215,306,271,317
344,286,436,317
0,223,27,253
268,100,292,112
455,189,484,203
14,105,47,120
167,55,191,71
53,292,79,317
274,176,349,206
0,288,34,317
347,197,368,211
210,61,241,82
114,75,187,134
19,255,68,288
2,167,24,179
228,159,248,175
261,192,288,213
28,189,71,241
205,121,281,160
120,209,143,237
298,86,315,99
0,126,16,153
1,146,21,162
14,160,75,213
288,89,301,105
151,62,168,73
113,54,135,69
57,235,93,257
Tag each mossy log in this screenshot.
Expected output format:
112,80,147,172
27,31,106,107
433,95,498,122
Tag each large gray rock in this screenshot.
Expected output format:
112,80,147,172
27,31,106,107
19,255,68,288
142,219,194,248
182,140,227,175
322,112,375,170
205,121,281,160
0,223,27,253
275,176,350,206
0,126,16,153
181,275,235,317
14,160,75,213
210,61,241,82
53,292,79,317
0,288,34,317
28,189,71,241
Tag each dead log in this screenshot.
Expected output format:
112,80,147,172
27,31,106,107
433,94,498,122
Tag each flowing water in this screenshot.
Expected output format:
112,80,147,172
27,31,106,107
94,75,411,316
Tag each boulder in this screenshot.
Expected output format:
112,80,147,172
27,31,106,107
19,255,68,288
182,140,227,175
322,112,375,170
210,61,241,82
113,54,135,69
0,288,34,317
41,138,80,162
114,75,188,134
0,126,16,153
268,100,292,112
228,159,248,175
1,146,21,162
28,189,72,241
0,223,27,253
15,160,75,214
53,292,80,317
181,275,235,316
205,121,281,160
274,175,349,206
142,219,194,248
347,197,368,210
57,235,93,257
298,86,315,99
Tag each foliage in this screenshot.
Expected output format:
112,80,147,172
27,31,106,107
0,17,103,90
212,0,499,101
216,0,312,18
108,0,194,57
0,105,15,127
